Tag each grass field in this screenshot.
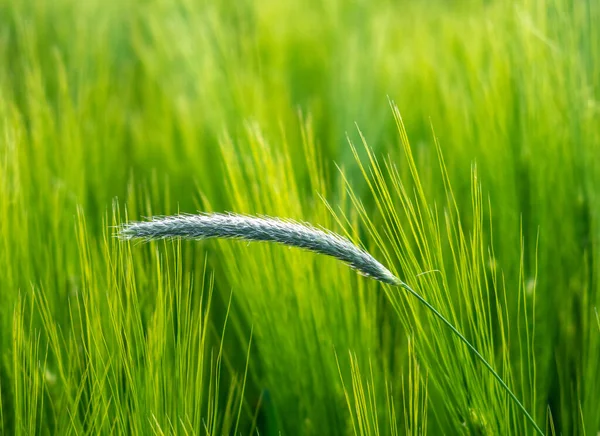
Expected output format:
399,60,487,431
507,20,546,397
1,0,599,434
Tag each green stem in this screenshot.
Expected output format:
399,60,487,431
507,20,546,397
399,282,544,436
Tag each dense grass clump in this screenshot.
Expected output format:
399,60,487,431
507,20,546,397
1,0,599,434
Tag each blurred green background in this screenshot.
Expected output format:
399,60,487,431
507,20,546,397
1,0,599,434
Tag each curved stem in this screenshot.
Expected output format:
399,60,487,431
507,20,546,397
398,282,544,436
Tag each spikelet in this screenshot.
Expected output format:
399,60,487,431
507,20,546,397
119,213,401,286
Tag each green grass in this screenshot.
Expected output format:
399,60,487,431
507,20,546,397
1,0,599,434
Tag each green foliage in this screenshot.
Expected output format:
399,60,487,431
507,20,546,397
1,0,599,434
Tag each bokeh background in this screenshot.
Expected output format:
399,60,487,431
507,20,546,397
1,0,599,434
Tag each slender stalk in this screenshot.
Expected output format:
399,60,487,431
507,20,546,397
398,282,544,436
